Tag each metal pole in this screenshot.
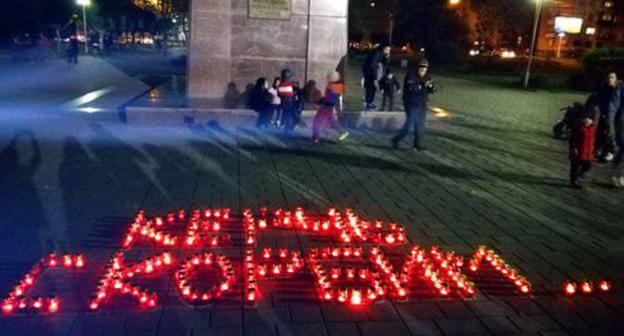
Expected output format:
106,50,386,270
82,5,89,54
523,0,542,88
556,34,563,58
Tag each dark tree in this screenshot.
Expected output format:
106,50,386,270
349,0,395,44
395,0,470,63
469,0,533,48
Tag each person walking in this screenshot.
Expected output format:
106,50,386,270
362,45,390,111
589,72,620,162
613,87,624,188
312,71,349,143
568,104,598,189
67,36,79,65
391,59,436,151
278,69,298,133
380,68,401,111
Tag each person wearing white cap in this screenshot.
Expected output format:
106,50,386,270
391,59,436,151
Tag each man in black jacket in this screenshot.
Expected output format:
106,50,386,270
613,83,624,187
391,59,436,151
588,72,620,162
362,45,390,111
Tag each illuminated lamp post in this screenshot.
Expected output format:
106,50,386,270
523,0,543,88
556,32,565,59
77,0,91,54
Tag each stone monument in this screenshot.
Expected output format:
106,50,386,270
187,0,349,100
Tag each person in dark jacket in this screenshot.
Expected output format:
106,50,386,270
391,59,436,151
613,83,624,187
588,72,620,162
67,37,79,64
249,77,273,129
362,45,391,111
380,68,401,111
568,104,598,189
278,68,298,133
293,81,306,127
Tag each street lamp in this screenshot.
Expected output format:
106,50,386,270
523,0,543,88
77,0,91,54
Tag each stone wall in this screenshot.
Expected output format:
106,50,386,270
188,0,348,100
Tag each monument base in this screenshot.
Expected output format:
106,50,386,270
187,0,348,100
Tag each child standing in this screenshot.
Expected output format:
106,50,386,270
268,77,282,127
312,71,349,143
569,104,598,189
380,68,401,111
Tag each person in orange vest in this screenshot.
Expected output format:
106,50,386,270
312,71,349,143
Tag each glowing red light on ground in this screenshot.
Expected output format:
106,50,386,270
599,280,611,292
564,281,577,296
1,254,85,315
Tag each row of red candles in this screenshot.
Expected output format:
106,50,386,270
0,208,616,314
1,254,84,314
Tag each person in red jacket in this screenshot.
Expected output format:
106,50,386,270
569,104,598,189
312,71,349,143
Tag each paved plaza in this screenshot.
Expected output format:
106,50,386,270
0,72,623,335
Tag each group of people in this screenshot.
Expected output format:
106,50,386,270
362,45,437,151
247,44,437,149
248,69,349,143
568,72,624,189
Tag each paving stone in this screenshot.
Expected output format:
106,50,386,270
66,313,125,336
575,311,618,330
364,302,400,321
157,327,192,336
437,301,476,318
321,305,369,322
479,316,520,334
243,324,277,336
357,321,411,336
551,313,590,333
434,317,490,335
404,319,443,336
289,303,323,323
325,322,360,336
467,300,516,317
278,323,327,336
211,309,243,327
395,302,446,320
190,326,242,336
508,314,563,334
243,307,290,326
0,316,42,336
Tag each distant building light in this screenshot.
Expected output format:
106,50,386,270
586,27,596,35
555,17,583,34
